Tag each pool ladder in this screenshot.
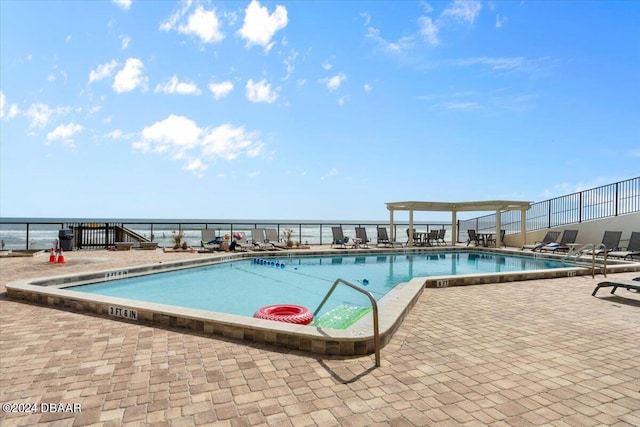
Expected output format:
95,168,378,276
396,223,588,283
314,278,381,368
563,243,608,278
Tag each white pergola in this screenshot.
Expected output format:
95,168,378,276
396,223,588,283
385,200,532,247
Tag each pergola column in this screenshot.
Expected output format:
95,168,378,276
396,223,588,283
451,210,457,245
389,209,395,241
409,210,414,247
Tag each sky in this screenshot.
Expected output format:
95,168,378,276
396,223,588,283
1,0,639,221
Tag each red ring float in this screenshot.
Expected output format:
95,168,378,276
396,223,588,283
253,304,314,325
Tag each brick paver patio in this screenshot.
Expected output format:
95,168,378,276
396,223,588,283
1,250,639,426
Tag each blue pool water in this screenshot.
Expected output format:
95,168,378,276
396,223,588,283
71,252,572,318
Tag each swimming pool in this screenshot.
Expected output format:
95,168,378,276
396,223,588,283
68,251,574,319
8,247,637,357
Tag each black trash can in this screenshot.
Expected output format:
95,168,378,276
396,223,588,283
59,229,74,251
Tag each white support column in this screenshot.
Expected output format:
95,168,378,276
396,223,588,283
389,209,395,241
451,210,457,245
409,210,414,247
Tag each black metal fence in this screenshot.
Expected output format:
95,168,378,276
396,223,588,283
458,176,640,240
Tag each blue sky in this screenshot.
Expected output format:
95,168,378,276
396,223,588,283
1,0,638,221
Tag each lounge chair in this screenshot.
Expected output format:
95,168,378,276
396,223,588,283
436,229,446,245
539,230,579,252
250,228,273,250
231,231,251,251
467,230,481,246
593,231,622,256
608,232,640,260
592,277,640,296
376,227,403,248
331,227,349,249
264,228,287,249
523,231,560,251
354,227,370,248
200,229,221,252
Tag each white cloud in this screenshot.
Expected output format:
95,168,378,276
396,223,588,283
133,114,264,176
120,34,131,49
324,72,346,92
365,27,415,53
201,123,263,160
111,0,131,11
65,34,72,42
364,83,372,92
161,4,224,44
105,129,123,139
0,91,18,120
238,0,288,50
442,0,482,24
245,78,279,103
155,75,201,95
89,60,118,83
24,103,53,129
495,14,507,28
321,168,338,180
208,81,234,99
113,58,147,93
185,159,208,178
322,61,332,71
46,122,83,148
418,16,440,46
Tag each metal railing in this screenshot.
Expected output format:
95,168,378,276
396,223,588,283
458,176,640,241
563,243,608,278
0,220,451,251
314,278,380,368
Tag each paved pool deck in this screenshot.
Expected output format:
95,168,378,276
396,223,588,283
1,248,639,426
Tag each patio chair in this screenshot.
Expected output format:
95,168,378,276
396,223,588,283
436,229,446,245
426,230,439,246
486,230,506,248
200,229,220,252
354,227,370,248
608,232,640,260
467,230,481,246
539,230,579,252
522,230,560,251
376,227,403,248
407,228,424,246
592,276,640,297
264,228,287,249
331,227,349,248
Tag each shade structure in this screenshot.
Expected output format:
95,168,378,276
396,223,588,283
385,200,531,247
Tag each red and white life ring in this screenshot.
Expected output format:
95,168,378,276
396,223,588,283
253,304,314,325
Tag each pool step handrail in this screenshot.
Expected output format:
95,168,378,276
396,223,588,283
562,243,608,278
314,278,380,368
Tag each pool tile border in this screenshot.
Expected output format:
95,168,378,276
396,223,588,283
6,248,640,356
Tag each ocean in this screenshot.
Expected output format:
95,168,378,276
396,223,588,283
0,217,452,250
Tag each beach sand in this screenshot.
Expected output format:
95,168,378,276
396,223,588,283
1,249,639,426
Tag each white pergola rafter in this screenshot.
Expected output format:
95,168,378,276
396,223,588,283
385,200,531,247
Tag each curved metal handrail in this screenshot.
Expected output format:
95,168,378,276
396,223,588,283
314,278,380,368
563,243,608,278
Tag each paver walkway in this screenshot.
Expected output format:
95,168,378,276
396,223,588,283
1,250,639,426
